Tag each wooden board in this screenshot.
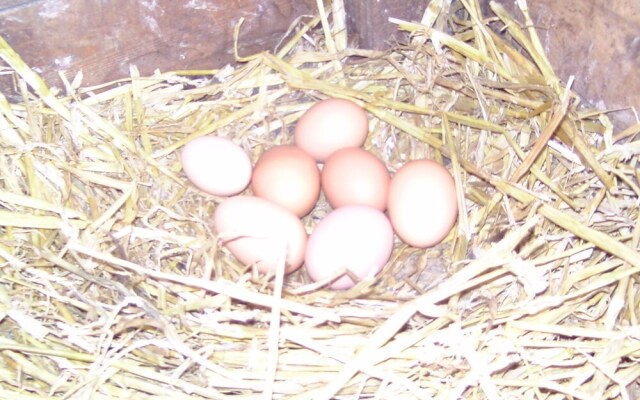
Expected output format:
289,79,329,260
0,0,318,92
488,0,640,128
1,0,638,129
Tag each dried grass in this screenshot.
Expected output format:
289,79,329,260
1,0,639,399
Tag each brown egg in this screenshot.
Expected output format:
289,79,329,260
321,147,390,211
387,159,458,248
294,98,369,162
251,145,321,217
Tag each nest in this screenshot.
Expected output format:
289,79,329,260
1,1,639,399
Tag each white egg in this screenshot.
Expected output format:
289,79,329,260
181,136,252,196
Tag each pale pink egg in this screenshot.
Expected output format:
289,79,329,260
214,196,307,275
304,206,394,290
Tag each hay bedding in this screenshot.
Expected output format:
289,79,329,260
1,0,639,398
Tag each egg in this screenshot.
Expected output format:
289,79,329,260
214,196,307,275
251,145,321,217
181,136,252,196
321,147,390,211
387,159,458,248
294,98,369,162
305,206,394,290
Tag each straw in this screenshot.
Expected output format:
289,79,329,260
0,1,638,398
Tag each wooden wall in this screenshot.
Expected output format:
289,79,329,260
1,0,638,128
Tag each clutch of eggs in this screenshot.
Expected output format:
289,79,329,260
179,98,459,290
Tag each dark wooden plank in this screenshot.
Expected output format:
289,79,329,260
344,0,424,49
1,0,637,130
0,0,316,93
486,0,640,129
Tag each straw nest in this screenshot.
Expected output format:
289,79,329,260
1,0,639,399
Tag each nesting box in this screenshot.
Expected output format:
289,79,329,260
0,1,639,399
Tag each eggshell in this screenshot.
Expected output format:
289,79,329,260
214,196,307,274
305,206,394,290
294,98,369,162
181,136,252,196
251,145,321,217
387,159,458,248
321,147,390,211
